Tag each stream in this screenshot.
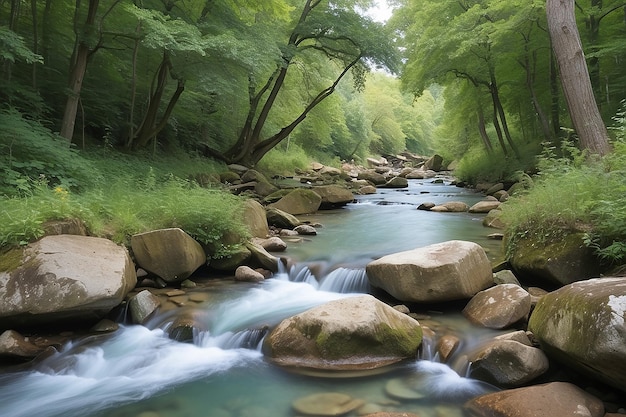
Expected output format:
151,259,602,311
0,176,505,417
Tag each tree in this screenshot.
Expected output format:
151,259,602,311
204,0,399,167
546,0,611,156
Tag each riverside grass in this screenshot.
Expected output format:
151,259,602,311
0,157,249,259
500,140,626,267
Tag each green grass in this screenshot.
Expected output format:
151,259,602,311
500,138,626,267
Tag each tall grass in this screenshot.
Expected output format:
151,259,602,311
500,133,626,266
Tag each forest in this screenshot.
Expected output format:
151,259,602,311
1,0,626,266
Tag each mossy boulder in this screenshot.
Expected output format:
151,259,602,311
508,232,600,286
528,277,626,392
268,189,322,215
264,295,422,371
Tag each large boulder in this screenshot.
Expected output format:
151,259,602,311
242,199,270,238
464,382,604,417
508,232,600,286
312,185,354,209
423,154,444,171
528,277,626,391
469,200,501,213
462,284,531,329
131,228,206,284
268,189,322,215
0,235,136,328
264,295,423,371
467,339,549,387
366,241,493,303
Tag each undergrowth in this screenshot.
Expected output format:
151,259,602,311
500,104,626,267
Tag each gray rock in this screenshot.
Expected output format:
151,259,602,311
245,241,279,272
294,224,317,235
468,339,549,386
252,236,287,252
0,235,136,328
266,208,301,229
462,284,530,329
129,289,161,324
131,228,206,283
423,154,443,171
366,240,493,303
528,277,626,391
493,269,521,286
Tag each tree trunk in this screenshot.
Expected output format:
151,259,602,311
132,51,185,149
549,46,561,138
546,0,611,156
476,105,493,153
60,0,99,143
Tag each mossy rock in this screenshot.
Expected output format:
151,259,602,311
264,295,423,371
508,232,600,286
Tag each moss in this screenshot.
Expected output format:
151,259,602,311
0,247,25,273
315,323,422,360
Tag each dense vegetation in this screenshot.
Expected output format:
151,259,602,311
1,0,626,266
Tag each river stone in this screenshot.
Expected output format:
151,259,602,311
266,207,301,229
129,289,161,324
436,334,460,362
0,235,137,328
423,154,443,171
235,266,265,282
382,176,409,188
252,236,287,252
209,246,252,271
245,241,279,272
528,277,626,391
406,169,427,179
313,185,355,209
358,185,378,195
469,200,501,213
264,295,423,371
508,232,600,286
464,382,605,417
468,339,549,387
357,170,387,185
292,392,364,416
42,218,88,236
366,241,493,303
0,330,45,361
493,269,521,286
483,209,505,229
268,189,322,215
131,228,206,283
243,199,270,238
462,284,531,329
431,201,469,212
385,377,427,400
294,224,317,235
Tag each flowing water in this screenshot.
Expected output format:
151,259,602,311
0,176,504,417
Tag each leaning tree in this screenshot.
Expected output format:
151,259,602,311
204,0,399,167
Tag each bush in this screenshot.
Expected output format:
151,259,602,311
257,144,311,177
0,108,98,197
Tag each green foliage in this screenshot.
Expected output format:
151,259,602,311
257,144,311,177
500,138,626,266
0,26,43,64
0,108,99,196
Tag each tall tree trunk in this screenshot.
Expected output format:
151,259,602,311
31,0,38,88
489,75,521,159
132,51,185,149
491,103,509,157
546,0,611,156
477,105,493,153
60,0,99,143
549,46,561,137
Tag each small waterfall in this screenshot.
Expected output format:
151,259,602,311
199,328,268,350
318,268,370,293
